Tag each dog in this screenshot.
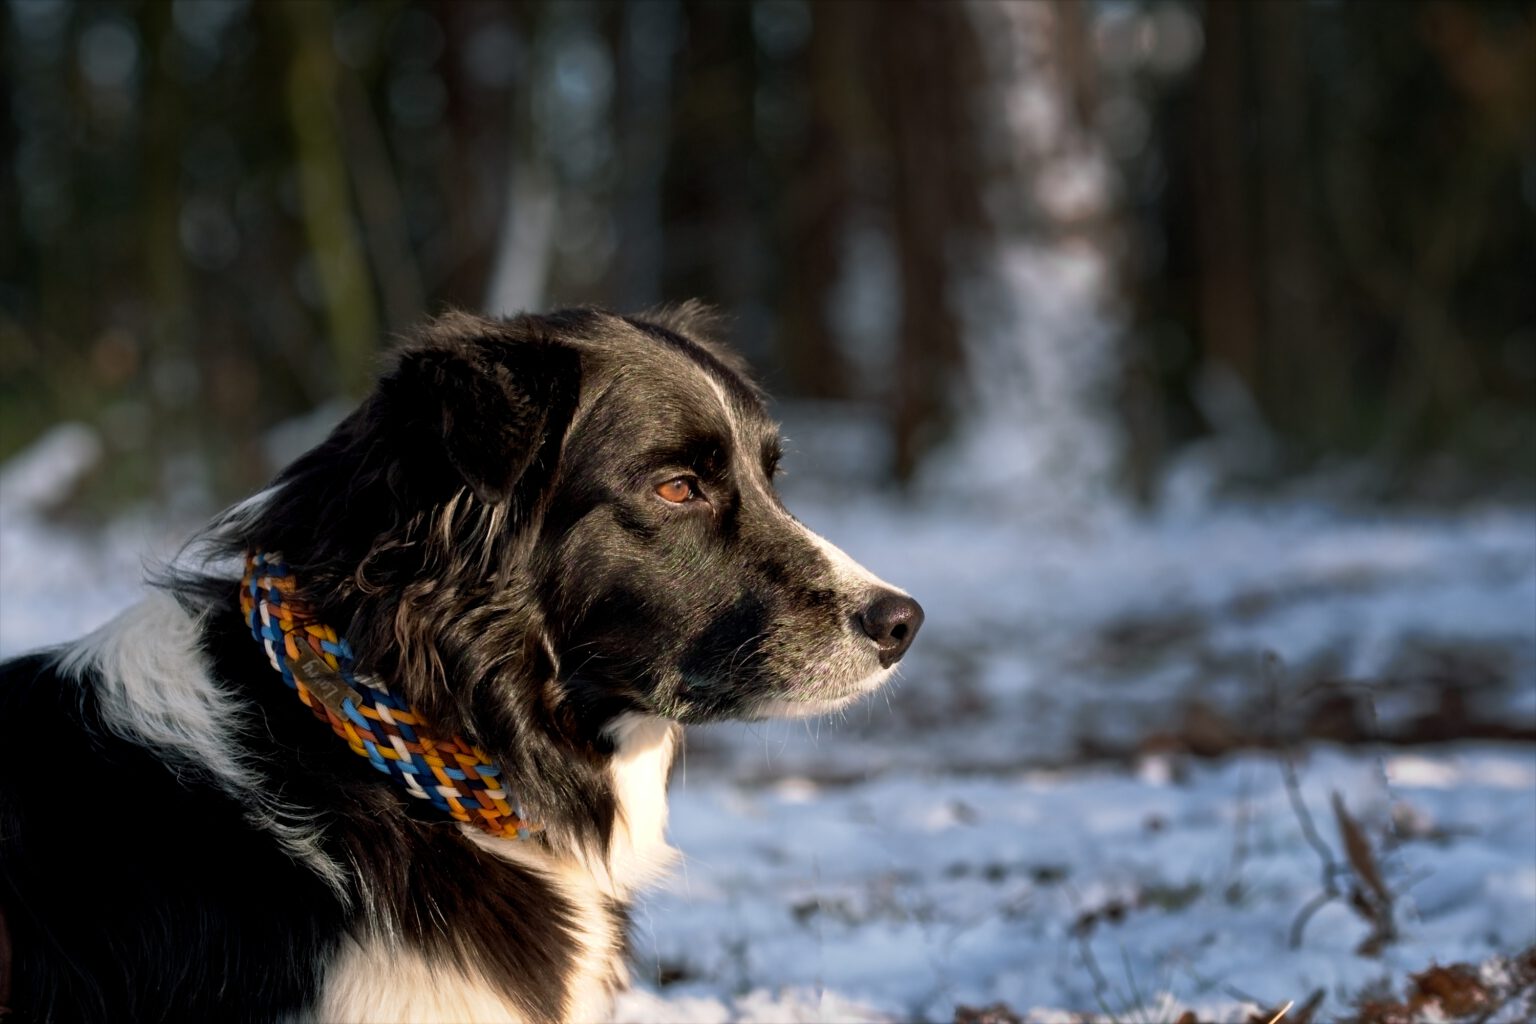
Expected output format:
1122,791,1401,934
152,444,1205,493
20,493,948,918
0,305,923,1022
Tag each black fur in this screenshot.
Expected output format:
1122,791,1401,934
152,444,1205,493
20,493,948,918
0,648,348,1022
0,307,919,1021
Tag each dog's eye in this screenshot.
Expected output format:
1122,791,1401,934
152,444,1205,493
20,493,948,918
655,477,698,504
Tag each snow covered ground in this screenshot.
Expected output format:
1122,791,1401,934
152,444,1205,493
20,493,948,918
1,420,1533,1021
617,746,1536,1022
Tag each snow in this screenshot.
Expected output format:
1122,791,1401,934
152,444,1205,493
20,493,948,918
0,423,185,658
617,745,1536,1021
1,420,1533,1021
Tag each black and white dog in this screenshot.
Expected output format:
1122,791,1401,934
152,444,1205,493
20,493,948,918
0,306,922,1022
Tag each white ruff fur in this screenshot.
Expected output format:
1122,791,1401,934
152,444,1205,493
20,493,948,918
468,713,678,906
593,712,682,898
60,593,346,894
318,940,532,1023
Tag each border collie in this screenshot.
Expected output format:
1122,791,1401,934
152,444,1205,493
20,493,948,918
0,306,922,1022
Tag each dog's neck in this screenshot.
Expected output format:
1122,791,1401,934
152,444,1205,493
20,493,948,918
239,553,681,903
475,713,680,901
241,553,538,840
591,713,680,897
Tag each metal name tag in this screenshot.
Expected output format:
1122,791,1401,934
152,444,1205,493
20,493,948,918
291,655,363,715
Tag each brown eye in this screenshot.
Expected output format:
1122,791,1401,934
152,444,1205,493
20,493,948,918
655,478,696,504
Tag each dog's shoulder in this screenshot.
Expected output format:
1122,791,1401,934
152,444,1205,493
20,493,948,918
0,597,654,1022
0,598,348,1021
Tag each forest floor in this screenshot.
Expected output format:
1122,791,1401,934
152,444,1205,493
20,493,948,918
1,419,1533,1022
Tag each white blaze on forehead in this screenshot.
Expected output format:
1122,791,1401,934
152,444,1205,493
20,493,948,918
700,367,737,424
680,353,765,469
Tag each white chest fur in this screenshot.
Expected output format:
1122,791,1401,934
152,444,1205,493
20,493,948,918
596,713,681,898
537,713,680,1019
318,715,679,1023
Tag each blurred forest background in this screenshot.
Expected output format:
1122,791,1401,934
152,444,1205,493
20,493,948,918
3,9,1535,1014
1,0,1533,518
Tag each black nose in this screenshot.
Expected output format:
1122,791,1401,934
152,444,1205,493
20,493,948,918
858,593,924,667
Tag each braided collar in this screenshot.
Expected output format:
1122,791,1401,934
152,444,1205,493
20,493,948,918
240,552,535,840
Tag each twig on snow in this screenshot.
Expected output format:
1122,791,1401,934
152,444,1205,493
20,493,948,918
1265,652,1345,949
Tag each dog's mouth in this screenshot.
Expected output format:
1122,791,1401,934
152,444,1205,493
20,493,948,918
763,590,922,715
575,571,924,724
663,604,909,724
615,611,916,725
747,664,899,720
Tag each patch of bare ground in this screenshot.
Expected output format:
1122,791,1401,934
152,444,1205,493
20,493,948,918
954,1003,1023,1024
1344,945,1536,1023
1124,629,1535,759
949,947,1536,1024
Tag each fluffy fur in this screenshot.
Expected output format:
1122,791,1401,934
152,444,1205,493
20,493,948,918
0,306,922,1022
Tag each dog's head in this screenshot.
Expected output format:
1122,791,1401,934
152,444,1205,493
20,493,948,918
240,308,921,746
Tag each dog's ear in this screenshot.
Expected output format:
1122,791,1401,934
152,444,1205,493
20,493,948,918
388,315,582,507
